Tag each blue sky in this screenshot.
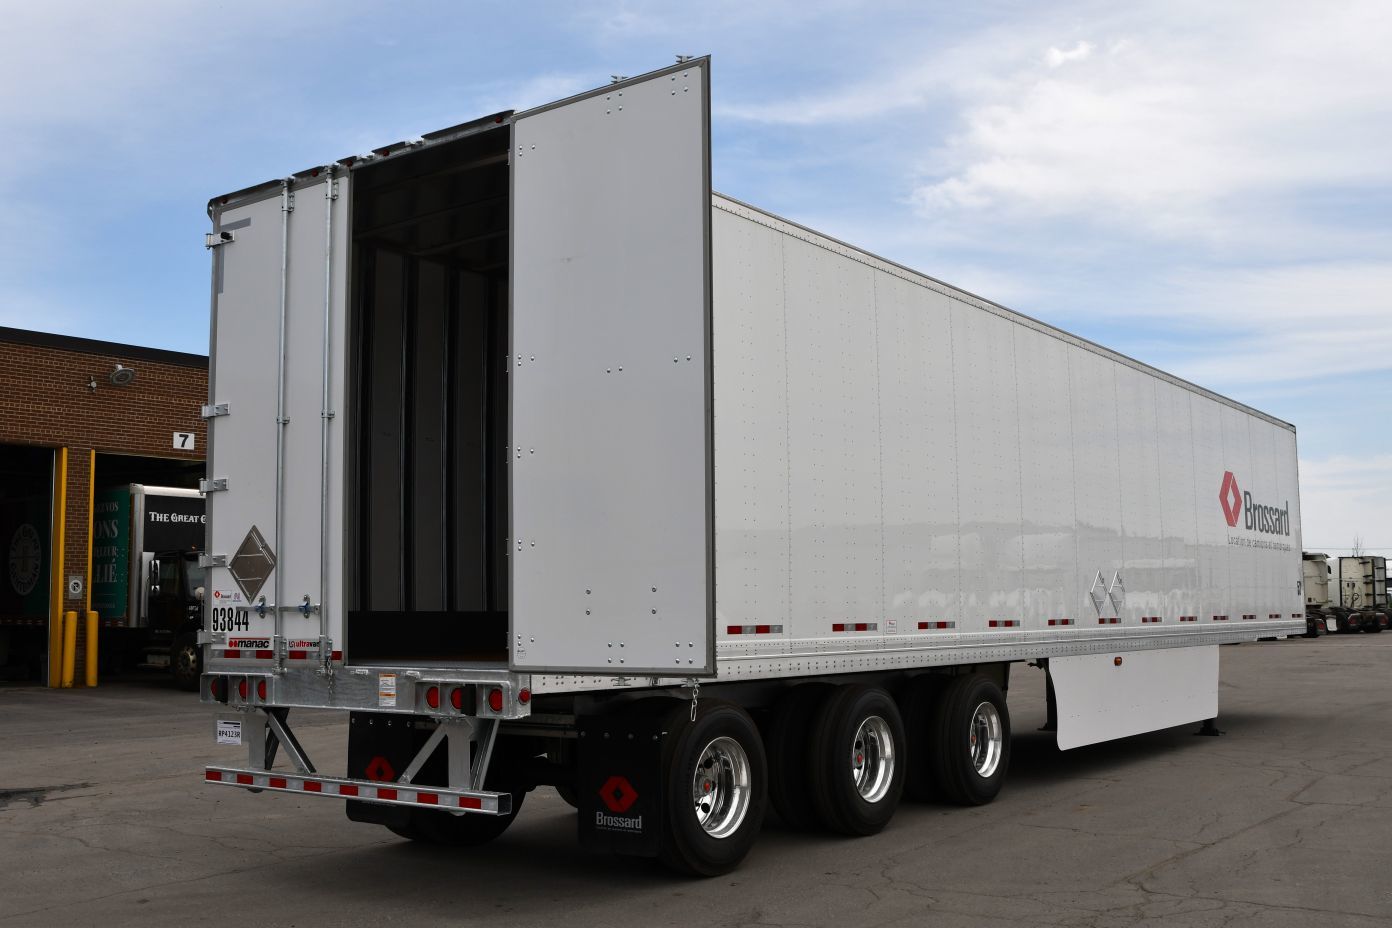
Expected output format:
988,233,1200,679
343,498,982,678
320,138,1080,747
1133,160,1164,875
1,0,1387,556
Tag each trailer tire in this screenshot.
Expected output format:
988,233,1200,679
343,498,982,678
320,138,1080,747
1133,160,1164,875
388,788,527,846
808,685,906,836
659,701,767,877
765,683,832,830
171,634,201,691
930,674,1010,806
899,675,947,801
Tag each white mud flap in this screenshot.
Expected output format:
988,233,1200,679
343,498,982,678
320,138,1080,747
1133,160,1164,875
1051,646,1219,750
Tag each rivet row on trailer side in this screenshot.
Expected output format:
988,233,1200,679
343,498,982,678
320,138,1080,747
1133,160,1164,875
199,58,1304,876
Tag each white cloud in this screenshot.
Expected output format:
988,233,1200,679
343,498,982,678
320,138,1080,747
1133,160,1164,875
1045,41,1093,68
1299,454,1392,557
906,3,1392,239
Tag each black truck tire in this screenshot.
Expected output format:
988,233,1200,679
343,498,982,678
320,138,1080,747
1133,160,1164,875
808,685,906,836
899,674,948,801
930,674,1011,806
171,634,201,691
658,701,767,877
765,683,832,830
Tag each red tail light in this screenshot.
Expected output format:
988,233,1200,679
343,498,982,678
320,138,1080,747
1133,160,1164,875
488,688,504,712
518,688,531,705
237,679,248,700
450,687,463,711
209,677,226,700
425,686,440,709
256,679,267,701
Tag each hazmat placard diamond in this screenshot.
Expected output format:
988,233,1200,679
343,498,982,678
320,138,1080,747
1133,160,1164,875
228,525,276,602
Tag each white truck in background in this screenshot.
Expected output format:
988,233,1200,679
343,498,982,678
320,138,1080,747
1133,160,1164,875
198,59,1304,876
1333,556,1389,633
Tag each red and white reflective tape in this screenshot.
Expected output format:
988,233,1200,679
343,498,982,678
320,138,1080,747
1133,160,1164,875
1241,614,1257,621
1212,615,1229,621
1180,616,1198,622
987,620,1020,629
831,623,878,632
1047,619,1075,627
917,621,956,630
725,624,783,635
217,649,343,661
1142,616,1162,624
1269,613,1282,619
203,767,508,815
1290,613,1302,619
1098,617,1120,625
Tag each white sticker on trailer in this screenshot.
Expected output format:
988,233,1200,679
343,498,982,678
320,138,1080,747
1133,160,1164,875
378,673,397,708
216,719,242,745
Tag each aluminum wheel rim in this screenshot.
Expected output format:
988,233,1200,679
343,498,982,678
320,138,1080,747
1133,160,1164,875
692,736,751,839
850,715,895,803
968,701,1003,778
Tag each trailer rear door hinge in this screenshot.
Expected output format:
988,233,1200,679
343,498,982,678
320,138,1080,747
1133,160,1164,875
201,403,230,419
205,231,235,249
199,553,228,568
199,477,229,493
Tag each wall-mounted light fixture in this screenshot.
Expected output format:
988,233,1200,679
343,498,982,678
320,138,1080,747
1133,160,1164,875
109,364,136,386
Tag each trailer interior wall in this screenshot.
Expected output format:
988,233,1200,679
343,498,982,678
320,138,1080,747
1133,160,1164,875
704,195,1303,667
348,126,511,663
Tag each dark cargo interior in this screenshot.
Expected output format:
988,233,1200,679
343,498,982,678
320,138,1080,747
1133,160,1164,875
347,120,510,663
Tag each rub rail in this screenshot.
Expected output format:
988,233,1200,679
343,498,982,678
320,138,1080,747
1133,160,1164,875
204,766,512,815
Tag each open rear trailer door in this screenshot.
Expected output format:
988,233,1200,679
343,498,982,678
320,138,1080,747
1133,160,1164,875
509,59,714,676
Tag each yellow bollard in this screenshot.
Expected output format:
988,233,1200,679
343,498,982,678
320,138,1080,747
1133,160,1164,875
85,611,99,688
61,611,78,688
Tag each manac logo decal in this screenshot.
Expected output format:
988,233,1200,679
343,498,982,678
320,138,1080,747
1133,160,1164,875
1218,471,1290,536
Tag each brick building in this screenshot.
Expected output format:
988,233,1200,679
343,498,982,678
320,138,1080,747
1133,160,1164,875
0,326,206,684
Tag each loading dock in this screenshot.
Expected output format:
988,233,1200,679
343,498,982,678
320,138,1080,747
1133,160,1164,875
0,326,206,685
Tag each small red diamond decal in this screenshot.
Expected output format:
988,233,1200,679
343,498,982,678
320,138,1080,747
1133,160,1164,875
599,775,638,813
1219,471,1242,527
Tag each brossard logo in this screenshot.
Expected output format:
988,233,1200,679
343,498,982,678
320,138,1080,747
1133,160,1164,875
1219,471,1289,535
595,775,642,832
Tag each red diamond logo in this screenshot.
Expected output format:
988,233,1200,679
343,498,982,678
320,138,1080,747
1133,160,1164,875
599,775,638,813
1219,471,1241,528
365,756,395,782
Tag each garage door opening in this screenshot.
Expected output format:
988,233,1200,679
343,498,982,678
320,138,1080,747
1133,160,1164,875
0,444,54,682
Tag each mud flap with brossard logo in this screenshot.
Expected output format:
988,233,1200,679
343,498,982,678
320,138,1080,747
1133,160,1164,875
577,710,670,857
344,711,419,829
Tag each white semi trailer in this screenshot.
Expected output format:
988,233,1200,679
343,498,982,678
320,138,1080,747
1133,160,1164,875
199,59,1304,875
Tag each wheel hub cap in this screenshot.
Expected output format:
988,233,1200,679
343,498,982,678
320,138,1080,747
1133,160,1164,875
969,701,1003,778
850,715,895,803
691,736,751,838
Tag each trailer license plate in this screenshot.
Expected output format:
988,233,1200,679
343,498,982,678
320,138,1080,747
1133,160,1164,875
210,606,251,633
216,719,242,745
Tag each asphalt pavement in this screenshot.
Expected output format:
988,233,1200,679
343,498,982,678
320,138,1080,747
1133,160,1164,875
2,635,1389,927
